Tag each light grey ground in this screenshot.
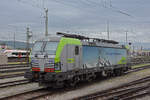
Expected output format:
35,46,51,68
137,96,150,100
38,69,150,100
0,83,41,99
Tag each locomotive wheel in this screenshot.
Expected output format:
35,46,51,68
118,69,123,76
56,81,64,88
114,69,122,76
119,69,123,75
87,76,93,82
68,77,79,87
69,80,77,87
87,75,95,82
107,72,112,77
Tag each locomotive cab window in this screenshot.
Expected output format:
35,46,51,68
32,41,43,52
44,42,58,55
75,46,79,55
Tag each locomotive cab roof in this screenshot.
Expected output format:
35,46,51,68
56,32,119,44
37,32,118,44
34,32,125,49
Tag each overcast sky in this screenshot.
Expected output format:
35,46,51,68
0,0,150,43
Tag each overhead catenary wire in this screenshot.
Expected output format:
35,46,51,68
51,0,133,19
18,0,133,17
17,0,135,40
17,0,49,36
52,0,90,10
17,0,45,21
84,0,133,17
17,0,43,10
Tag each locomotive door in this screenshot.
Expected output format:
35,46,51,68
74,46,81,68
66,45,75,71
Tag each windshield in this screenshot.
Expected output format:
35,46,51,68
44,42,58,54
32,42,43,52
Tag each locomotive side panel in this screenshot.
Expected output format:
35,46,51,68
60,44,82,72
83,46,127,68
82,46,99,68
99,47,127,65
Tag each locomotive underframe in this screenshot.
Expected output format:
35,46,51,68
36,64,130,88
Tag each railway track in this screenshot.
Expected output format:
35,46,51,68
0,64,29,73
127,65,150,73
0,63,148,79
0,67,29,73
0,64,29,79
0,63,150,100
0,79,29,88
106,85,150,100
0,64,28,69
1,87,55,100
19,67,150,100
0,73,25,79
0,65,28,69
0,65,149,100
73,75,150,100
0,83,80,100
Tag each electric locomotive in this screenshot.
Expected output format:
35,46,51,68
25,32,130,88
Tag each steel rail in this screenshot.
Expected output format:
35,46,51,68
0,79,29,88
73,68,150,100
0,73,25,79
